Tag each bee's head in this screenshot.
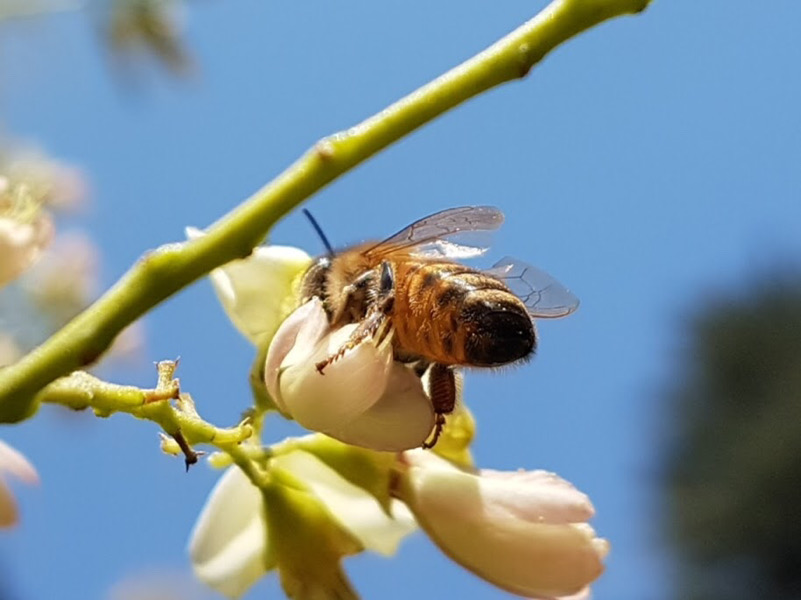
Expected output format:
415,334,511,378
300,255,332,304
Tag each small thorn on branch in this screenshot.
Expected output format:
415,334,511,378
171,430,202,471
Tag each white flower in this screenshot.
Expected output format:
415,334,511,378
0,334,21,368
264,299,435,451
189,440,416,599
4,153,89,213
105,320,147,365
0,175,54,287
188,464,272,598
186,227,311,348
0,440,39,528
107,570,205,600
397,451,608,599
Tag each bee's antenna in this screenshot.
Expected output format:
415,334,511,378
302,209,334,256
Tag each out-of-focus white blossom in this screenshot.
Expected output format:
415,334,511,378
186,227,311,348
265,299,435,451
397,450,608,599
105,321,147,365
0,175,55,288
0,213,54,286
107,570,205,600
189,437,415,599
23,232,100,318
0,333,21,367
0,440,38,528
4,153,89,213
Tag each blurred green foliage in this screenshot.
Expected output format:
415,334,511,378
667,274,801,600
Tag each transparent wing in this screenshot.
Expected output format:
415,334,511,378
364,206,504,259
488,256,579,319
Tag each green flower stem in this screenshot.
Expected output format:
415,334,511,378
37,367,253,458
0,0,649,423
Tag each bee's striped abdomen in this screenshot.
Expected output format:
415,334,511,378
392,261,535,367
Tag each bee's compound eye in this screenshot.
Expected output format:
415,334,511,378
301,257,332,300
379,261,394,293
464,302,535,366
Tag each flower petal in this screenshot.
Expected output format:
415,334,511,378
399,451,607,598
0,479,19,528
22,232,100,313
188,467,274,599
187,227,310,347
475,469,595,524
274,450,416,556
275,322,394,433
264,298,330,414
0,440,38,485
326,363,434,451
0,440,38,529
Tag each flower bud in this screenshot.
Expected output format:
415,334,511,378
397,451,608,599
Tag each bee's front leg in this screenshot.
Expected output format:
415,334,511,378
315,309,393,374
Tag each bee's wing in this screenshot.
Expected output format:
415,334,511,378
364,206,504,259
487,256,579,319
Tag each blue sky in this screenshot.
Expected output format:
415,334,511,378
2,1,801,599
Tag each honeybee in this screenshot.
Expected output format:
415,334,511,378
300,206,578,447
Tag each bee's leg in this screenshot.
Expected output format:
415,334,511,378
422,363,456,449
315,310,393,373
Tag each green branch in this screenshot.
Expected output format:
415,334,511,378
38,360,257,469
0,0,650,423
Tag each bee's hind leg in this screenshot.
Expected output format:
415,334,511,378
422,363,456,449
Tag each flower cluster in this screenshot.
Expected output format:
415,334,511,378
0,171,54,289
0,146,144,368
188,239,608,599
0,147,83,529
